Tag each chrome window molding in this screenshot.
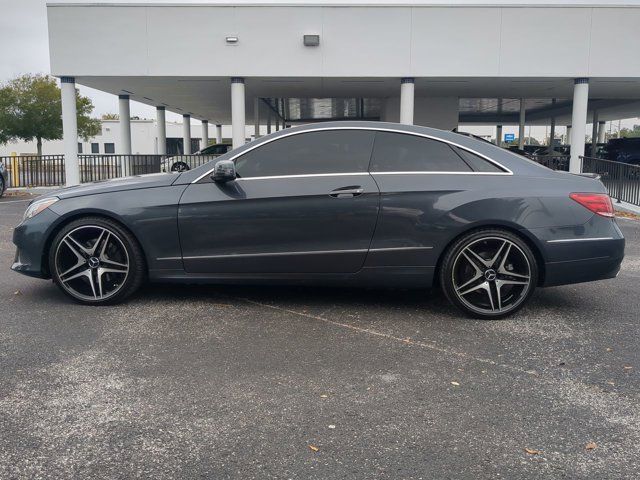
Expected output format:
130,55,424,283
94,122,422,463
192,126,513,183
547,237,614,243
371,171,509,176
236,172,368,181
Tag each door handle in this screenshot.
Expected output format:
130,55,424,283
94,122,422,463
329,186,364,198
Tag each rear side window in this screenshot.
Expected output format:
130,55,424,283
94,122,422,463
235,130,375,178
453,147,505,173
370,132,472,172
202,144,230,155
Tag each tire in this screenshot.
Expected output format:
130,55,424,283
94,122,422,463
48,217,145,305
440,228,538,319
0,177,5,198
170,161,190,172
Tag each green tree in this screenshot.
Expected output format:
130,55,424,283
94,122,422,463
0,74,101,155
618,124,640,138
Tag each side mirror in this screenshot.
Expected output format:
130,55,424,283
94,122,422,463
212,159,236,183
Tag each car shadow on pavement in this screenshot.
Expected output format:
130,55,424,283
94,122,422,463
11,276,583,322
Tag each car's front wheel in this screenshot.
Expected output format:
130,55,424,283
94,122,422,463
49,217,145,305
440,229,538,319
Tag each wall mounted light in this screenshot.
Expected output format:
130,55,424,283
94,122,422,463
226,36,239,44
303,35,320,47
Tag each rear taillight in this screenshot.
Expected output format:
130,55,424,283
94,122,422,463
569,192,614,218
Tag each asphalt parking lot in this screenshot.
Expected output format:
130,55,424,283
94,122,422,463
1,195,639,479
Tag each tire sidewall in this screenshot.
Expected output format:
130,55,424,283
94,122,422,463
49,217,144,305
441,229,538,320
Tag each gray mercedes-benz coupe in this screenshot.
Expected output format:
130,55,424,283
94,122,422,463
11,122,624,318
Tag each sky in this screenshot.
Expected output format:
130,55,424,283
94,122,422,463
1,0,638,140
0,0,180,121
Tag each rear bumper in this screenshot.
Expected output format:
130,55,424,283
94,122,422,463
543,248,623,287
528,216,625,287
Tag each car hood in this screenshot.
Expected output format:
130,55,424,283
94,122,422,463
52,173,181,200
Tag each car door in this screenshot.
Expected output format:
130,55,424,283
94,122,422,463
178,129,380,274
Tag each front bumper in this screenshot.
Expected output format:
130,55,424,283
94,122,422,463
11,208,61,279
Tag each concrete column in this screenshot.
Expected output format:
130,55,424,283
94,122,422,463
156,106,166,155
496,125,503,147
201,120,209,151
215,124,222,144
566,125,572,145
254,97,260,139
518,99,526,149
182,114,191,154
400,78,415,125
118,95,132,155
591,110,599,157
231,77,246,149
548,98,556,149
118,95,132,176
60,76,80,186
598,121,606,143
570,78,589,173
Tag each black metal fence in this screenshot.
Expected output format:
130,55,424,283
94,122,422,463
528,154,570,171
1,154,221,188
0,155,66,187
581,156,640,206
529,154,640,207
3,152,639,207
159,154,221,173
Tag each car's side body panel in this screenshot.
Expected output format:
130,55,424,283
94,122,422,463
366,172,623,286
177,174,380,274
10,121,625,293
45,185,187,276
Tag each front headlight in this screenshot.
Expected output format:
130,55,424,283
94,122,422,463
23,197,59,221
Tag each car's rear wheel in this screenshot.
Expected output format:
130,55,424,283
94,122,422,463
440,229,538,319
49,217,145,305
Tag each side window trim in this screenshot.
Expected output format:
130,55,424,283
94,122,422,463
193,127,512,183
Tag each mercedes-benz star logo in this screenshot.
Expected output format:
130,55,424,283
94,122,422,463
88,257,100,269
484,269,497,281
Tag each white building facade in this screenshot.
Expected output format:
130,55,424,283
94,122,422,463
0,120,254,157
46,0,640,183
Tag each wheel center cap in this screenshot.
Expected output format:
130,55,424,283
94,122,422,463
484,269,497,281
87,257,100,269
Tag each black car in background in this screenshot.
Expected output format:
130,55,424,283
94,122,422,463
11,122,624,319
0,163,8,198
605,137,640,166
